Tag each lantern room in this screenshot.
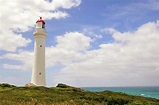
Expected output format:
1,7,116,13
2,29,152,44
36,17,45,28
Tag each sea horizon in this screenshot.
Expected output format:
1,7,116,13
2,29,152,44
81,86,159,99
80,85,159,88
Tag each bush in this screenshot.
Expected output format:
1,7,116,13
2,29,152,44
0,83,159,105
0,83,16,88
56,83,71,88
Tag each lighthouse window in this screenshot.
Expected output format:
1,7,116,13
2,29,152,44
39,73,41,75
40,45,42,47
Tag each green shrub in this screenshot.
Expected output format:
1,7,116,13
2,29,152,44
0,83,16,88
0,83,159,105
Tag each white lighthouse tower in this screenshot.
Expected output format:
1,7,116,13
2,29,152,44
31,17,47,86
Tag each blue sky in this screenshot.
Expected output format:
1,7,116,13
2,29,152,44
0,0,159,87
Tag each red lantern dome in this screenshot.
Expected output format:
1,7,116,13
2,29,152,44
36,17,45,23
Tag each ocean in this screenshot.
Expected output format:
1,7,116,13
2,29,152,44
81,86,159,99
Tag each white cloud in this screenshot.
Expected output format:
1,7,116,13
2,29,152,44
0,30,31,52
82,25,103,39
137,0,159,11
2,32,90,70
56,32,91,51
52,0,81,9
0,0,81,52
46,32,91,67
3,64,23,70
2,50,33,71
46,47,85,68
1,20,159,86
54,21,159,87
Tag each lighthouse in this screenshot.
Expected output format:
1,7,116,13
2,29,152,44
31,17,47,86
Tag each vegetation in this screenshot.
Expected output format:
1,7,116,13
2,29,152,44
0,83,158,105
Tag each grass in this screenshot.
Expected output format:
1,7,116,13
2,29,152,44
0,83,158,105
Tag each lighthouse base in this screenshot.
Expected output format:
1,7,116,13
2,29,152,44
25,83,37,87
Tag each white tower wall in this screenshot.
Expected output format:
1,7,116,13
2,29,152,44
31,19,47,86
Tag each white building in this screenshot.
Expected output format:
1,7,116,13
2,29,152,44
31,17,47,86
